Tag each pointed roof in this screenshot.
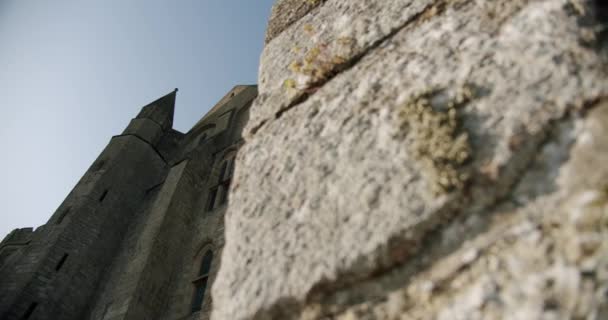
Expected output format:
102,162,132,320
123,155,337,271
137,88,178,131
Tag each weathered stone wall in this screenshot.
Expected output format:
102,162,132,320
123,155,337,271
214,0,608,319
0,228,34,267
85,86,256,320
0,133,168,320
0,86,256,320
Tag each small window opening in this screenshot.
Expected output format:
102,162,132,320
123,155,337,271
228,158,236,178
55,253,69,271
191,251,213,313
99,190,109,202
199,251,213,275
56,207,71,225
191,278,208,313
219,182,230,205
21,302,38,320
206,188,218,212
218,161,228,183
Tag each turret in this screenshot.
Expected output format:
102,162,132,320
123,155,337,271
0,91,176,320
137,88,177,129
123,89,178,146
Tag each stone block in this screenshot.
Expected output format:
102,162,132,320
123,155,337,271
213,1,608,319
265,0,324,44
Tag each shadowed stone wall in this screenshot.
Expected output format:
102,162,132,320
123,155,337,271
0,86,257,320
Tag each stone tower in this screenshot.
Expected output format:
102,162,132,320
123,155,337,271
0,85,257,320
2,0,608,319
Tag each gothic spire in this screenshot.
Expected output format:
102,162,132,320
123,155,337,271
136,88,178,131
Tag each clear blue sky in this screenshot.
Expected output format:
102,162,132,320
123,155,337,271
0,0,274,237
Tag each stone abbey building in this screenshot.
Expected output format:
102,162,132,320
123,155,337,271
0,86,257,320
2,0,608,319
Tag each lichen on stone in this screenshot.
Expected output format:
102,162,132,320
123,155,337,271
289,43,339,82
396,86,474,195
283,35,357,96
265,0,325,43
560,187,608,266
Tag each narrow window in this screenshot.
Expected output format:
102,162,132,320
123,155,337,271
99,190,109,202
228,157,235,178
218,161,228,183
191,278,208,313
56,207,71,225
55,253,68,271
21,302,38,320
222,157,235,205
199,251,213,275
191,251,213,313
206,188,218,212
219,182,230,205
208,155,235,210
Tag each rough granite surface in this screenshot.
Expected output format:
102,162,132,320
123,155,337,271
313,102,608,320
214,0,608,319
251,0,438,134
265,0,324,44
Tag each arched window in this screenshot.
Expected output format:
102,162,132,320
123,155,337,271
218,155,235,205
218,161,228,183
191,250,213,313
206,151,236,211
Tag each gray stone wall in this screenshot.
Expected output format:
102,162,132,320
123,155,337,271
161,147,239,320
158,88,253,320
213,1,608,319
0,228,34,267
0,133,168,320
0,86,256,320
84,87,255,320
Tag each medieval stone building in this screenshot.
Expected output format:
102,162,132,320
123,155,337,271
2,0,608,319
0,86,257,320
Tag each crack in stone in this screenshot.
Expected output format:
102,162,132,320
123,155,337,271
290,97,607,319
227,1,608,318
250,0,451,137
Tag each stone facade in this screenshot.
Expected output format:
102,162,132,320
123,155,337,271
0,85,257,320
214,0,608,319
2,1,608,319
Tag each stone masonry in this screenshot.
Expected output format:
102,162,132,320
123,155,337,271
0,85,257,320
213,0,608,319
1,1,608,319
